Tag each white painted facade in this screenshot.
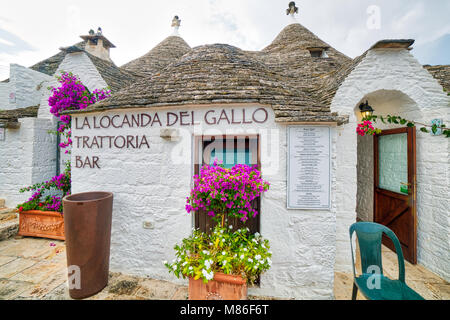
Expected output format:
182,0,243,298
0,24,448,299
0,64,51,111
331,48,450,281
0,118,56,208
70,105,339,299
1,52,110,208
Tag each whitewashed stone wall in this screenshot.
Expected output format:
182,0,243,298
0,64,51,110
70,105,339,299
0,118,56,208
331,48,450,281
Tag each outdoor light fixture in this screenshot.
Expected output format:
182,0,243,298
359,100,374,119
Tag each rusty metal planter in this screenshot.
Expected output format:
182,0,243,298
63,191,113,299
18,210,65,240
189,273,248,300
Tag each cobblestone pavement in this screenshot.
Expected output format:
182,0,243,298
0,236,448,300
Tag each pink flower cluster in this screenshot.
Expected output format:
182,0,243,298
48,72,111,153
356,120,376,136
185,160,270,222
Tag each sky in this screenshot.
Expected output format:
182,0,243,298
0,0,449,80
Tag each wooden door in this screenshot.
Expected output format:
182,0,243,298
194,135,260,234
374,127,417,264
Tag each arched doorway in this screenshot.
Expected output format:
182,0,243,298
355,90,421,264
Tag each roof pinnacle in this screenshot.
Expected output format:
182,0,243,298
171,16,181,36
286,2,299,24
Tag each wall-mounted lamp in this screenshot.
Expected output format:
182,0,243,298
359,100,374,119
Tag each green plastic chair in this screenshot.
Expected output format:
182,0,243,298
349,222,424,300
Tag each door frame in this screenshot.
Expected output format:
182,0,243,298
373,126,417,264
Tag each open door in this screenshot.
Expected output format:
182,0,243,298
374,127,417,264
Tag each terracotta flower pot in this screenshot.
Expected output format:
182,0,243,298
18,210,65,240
189,273,248,300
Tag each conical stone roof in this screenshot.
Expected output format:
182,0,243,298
70,43,348,124
121,36,191,78
262,23,349,63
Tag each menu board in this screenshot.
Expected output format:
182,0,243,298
287,126,331,210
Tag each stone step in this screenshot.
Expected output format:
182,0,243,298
0,208,18,221
0,217,19,241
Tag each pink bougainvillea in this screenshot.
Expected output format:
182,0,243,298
356,120,379,136
17,72,111,213
185,160,270,222
48,72,111,153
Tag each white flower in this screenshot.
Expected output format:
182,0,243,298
189,266,193,270
267,258,272,266
202,250,210,255
223,260,227,265
222,238,225,242
255,255,261,260
202,269,214,281
240,255,245,259
177,257,182,262
182,261,188,266
243,248,247,252
248,258,253,263
254,232,260,237
172,264,177,270
229,225,233,229
222,251,226,255
163,260,168,265
204,259,214,269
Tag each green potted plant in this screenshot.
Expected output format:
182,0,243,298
165,161,271,300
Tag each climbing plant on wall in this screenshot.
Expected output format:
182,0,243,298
357,115,449,138
17,72,111,213
48,72,111,154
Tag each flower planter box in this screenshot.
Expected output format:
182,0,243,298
18,210,65,240
189,273,247,300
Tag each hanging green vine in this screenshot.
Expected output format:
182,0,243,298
360,114,449,138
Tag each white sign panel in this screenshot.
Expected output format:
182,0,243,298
0,128,5,141
287,126,331,210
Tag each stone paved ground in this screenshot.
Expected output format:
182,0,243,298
0,236,190,300
0,235,448,300
0,236,276,300
334,245,450,300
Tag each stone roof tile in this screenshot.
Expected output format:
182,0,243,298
121,36,191,78
66,43,348,124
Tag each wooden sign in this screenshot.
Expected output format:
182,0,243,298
287,126,331,210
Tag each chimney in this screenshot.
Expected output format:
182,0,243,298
80,27,116,62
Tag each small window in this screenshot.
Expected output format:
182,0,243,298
310,50,323,58
308,49,329,58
